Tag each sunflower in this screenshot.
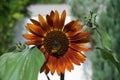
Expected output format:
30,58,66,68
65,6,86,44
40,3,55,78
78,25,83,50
23,10,90,75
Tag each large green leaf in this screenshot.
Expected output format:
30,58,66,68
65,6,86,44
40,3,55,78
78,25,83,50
98,48,120,73
0,47,45,80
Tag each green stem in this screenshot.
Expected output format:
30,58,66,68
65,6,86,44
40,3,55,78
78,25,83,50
60,73,64,80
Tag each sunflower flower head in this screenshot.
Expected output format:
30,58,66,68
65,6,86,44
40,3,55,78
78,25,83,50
23,10,90,75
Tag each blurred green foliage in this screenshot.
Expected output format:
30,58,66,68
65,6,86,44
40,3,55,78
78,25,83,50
68,0,101,19
99,0,120,61
0,0,29,55
69,0,120,79
28,0,66,4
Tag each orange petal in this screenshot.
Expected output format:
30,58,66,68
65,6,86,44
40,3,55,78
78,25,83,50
69,47,86,61
50,57,58,75
67,25,83,37
70,25,83,32
50,10,59,29
67,26,83,37
70,38,90,44
59,10,66,29
47,56,58,75
22,34,43,40
63,21,75,32
56,57,65,74
70,32,89,40
67,49,80,65
56,57,64,75
71,48,86,62
50,10,55,18
25,40,43,46
68,48,86,65
54,10,59,26
30,19,41,26
63,20,79,33
38,14,50,31
26,23,44,37
63,53,74,72
46,15,53,26
70,43,89,52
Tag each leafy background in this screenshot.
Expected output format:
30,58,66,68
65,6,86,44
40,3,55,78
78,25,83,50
69,0,120,79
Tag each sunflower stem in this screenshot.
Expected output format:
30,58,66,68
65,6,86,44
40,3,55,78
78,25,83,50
46,74,50,80
60,73,64,80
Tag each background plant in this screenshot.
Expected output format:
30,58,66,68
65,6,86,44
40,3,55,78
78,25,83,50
0,0,29,56
69,0,120,79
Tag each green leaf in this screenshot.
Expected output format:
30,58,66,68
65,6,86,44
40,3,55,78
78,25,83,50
99,28,112,49
12,12,23,20
0,47,45,80
98,48,120,73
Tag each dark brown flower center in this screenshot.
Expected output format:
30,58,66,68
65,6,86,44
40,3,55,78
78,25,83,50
43,31,69,57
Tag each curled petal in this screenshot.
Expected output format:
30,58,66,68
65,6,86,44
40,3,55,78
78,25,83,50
67,25,83,37
26,23,44,37
50,10,54,18
30,19,41,26
46,15,53,26
63,21,75,32
64,20,79,33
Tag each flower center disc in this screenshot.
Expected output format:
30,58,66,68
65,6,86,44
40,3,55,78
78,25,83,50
44,31,69,57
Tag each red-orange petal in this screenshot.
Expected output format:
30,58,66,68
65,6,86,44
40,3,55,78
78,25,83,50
25,40,43,46
63,20,79,33
53,10,59,26
46,15,53,27
50,10,54,18
63,53,74,71
38,14,50,31
70,38,90,44
56,57,65,75
70,43,89,52
67,48,86,65
47,56,58,75
66,26,83,37
67,50,80,65
63,21,75,32
26,23,44,37
56,58,62,75
70,32,89,40
59,10,66,29
70,25,83,32
30,19,41,26
22,34,42,40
